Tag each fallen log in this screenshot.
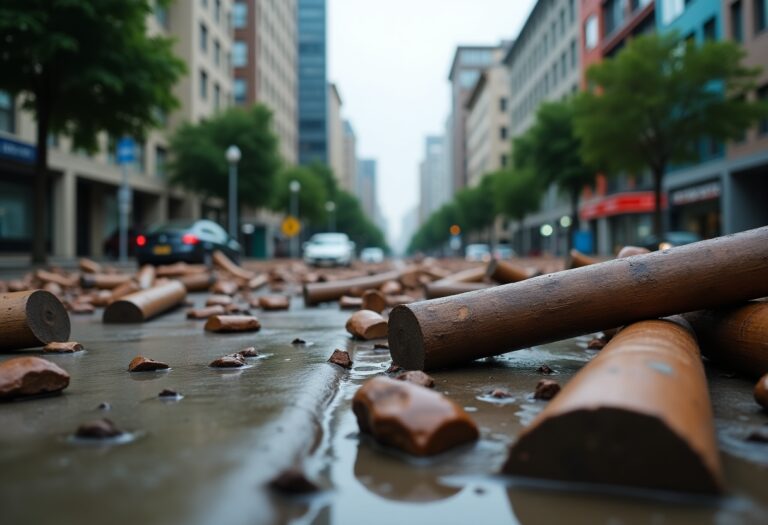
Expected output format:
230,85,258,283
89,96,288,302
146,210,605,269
81,273,133,290
567,249,600,269
503,318,722,494
103,281,187,323
423,281,492,300
389,227,768,370
303,270,401,306
0,290,71,351
178,272,215,292
212,250,254,281
485,259,539,284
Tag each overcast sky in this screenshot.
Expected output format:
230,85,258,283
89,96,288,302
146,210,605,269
328,0,536,249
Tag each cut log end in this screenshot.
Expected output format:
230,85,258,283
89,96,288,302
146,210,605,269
102,301,144,323
388,305,425,371
24,290,71,345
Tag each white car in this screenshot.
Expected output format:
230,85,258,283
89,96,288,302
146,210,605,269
303,233,355,267
360,247,384,263
465,243,491,262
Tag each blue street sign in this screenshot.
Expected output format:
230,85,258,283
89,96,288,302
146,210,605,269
116,137,135,164
0,136,36,164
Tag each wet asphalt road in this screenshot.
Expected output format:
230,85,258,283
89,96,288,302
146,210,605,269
1,286,768,525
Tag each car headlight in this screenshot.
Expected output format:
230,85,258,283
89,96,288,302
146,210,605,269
659,242,673,251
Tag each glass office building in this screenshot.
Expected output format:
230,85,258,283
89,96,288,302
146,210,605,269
298,0,328,165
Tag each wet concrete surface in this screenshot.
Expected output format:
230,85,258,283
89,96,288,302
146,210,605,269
2,290,768,524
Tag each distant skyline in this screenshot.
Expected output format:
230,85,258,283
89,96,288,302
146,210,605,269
328,0,537,248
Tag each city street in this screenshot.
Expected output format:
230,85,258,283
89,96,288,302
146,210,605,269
1,264,767,525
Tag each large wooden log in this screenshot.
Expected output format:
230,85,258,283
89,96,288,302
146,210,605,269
389,227,768,370
423,281,491,299
303,270,401,306
0,290,71,350
212,250,254,281
103,281,187,323
683,300,768,378
503,318,722,494
485,259,539,284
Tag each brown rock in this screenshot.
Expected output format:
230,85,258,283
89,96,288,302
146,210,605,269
204,315,261,333
490,388,512,399
210,280,239,296
258,295,291,311
268,468,320,495
396,370,435,388
158,389,179,398
205,294,233,307
128,356,170,372
0,357,70,399
186,305,226,319
43,341,84,353
210,354,246,368
339,295,363,309
328,350,353,369
754,373,768,410
353,376,479,456
537,365,554,375
75,418,124,439
238,347,259,358
291,338,306,345
345,310,388,340
361,290,387,314
587,337,607,350
534,379,560,400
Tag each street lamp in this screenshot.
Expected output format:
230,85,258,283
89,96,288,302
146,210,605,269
225,145,241,239
325,201,336,232
289,180,301,258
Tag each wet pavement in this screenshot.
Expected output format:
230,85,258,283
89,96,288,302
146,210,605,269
2,287,768,525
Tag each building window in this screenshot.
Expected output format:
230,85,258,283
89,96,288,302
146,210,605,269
499,97,507,111
758,85,768,135
585,15,598,50
756,0,767,34
214,39,221,66
199,69,208,100
500,154,508,167
569,0,575,23
0,90,14,133
214,83,221,111
605,0,626,36
731,1,744,42
233,2,247,28
135,141,145,173
459,70,480,89
155,147,167,178
500,127,508,140
703,17,716,41
234,78,247,104
154,4,169,29
200,23,208,53
232,41,247,67
215,0,222,24
570,39,577,67
559,8,565,35
661,0,685,25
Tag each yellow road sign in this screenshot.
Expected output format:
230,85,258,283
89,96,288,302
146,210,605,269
282,216,301,237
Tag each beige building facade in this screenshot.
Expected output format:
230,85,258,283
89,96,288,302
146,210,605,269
327,83,346,187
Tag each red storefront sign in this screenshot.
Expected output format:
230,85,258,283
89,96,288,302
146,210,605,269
580,192,665,221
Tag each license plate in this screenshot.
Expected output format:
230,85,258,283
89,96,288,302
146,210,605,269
153,245,172,255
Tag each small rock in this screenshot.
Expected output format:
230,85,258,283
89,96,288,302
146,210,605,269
328,350,352,369
43,341,84,353
587,337,607,350
268,468,319,495
534,379,561,400
238,347,259,358
97,402,112,411
210,354,246,368
158,389,179,398
385,363,404,375
373,343,389,350
0,357,70,400
396,370,435,388
537,364,553,375
754,373,768,410
75,418,124,439
291,338,306,345
490,388,512,399
204,315,261,333
128,356,170,372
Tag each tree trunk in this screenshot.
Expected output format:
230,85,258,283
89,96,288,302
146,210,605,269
652,166,664,238
568,188,580,253
32,88,50,264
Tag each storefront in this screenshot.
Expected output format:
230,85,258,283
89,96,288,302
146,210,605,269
0,136,45,253
668,180,721,238
580,191,660,254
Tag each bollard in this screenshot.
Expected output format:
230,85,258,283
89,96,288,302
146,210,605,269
0,290,71,351
503,318,722,494
389,227,768,370
103,281,186,323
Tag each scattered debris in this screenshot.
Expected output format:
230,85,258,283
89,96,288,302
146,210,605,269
533,379,560,400
210,354,247,368
328,350,353,369
291,338,306,345
537,364,553,375
238,347,259,358
128,356,170,372
158,389,180,398
490,388,513,399
395,370,435,388
204,315,261,333
43,341,84,353
0,357,70,400
345,310,388,340
75,418,124,439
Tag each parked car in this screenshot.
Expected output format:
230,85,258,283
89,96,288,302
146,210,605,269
360,247,385,264
641,231,702,251
135,219,240,266
103,226,143,258
493,244,515,260
303,233,355,267
465,243,491,262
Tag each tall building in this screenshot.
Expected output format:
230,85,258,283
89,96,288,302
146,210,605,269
465,46,512,188
0,1,234,257
342,120,358,193
447,46,498,194
327,83,345,183
356,158,378,221
232,0,298,163
418,136,450,224
297,0,328,165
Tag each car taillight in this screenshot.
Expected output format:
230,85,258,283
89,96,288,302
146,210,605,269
182,233,199,245
136,235,146,246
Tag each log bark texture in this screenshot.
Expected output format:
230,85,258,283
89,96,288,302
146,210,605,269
103,281,187,323
485,259,539,284
389,227,768,370
503,318,722,494
0,290,71,350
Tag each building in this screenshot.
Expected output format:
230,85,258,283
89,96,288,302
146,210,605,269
0,1,234,257
232,0,298,163
465,46,512,188
297,0,328,165
342,120,358,193
356,158,378,222
418,135,450,224
503,0,581,255
447,46,499,194
327,83,345,184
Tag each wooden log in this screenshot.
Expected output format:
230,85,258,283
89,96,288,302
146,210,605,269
155,262,209,277
389,227,768,371
485,259,539,284
567,249,599,269
178,272,215,292
361,290,387,314
81,273,133,290
186,305,227,319
78,258,102,274
210,279,239,296
137,265,156,290
204,314,261,333
303,270,402,306
423,281,491,300
346,310,388,340
683,300,768,378
103,281,187,323
212,250,254,281
438,266,486,283
503,318,722,494
35,269,78,289
108,280,141,304
0,290,71,351
248,273,268,290
339,296,363,309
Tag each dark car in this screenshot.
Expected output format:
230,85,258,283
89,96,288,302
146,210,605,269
641,231,702,251
136,219,241,266
103,227,143,258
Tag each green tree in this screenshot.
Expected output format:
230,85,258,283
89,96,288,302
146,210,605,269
454,175,497,242
169,105,281,211
573,32,766,236
0,0,185,262
270,166,328,225
515,100,595,248
494,168,543,228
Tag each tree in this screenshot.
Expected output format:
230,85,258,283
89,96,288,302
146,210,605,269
515,100,596,249
169,105,281,211
573,32,766,236
494,168,543,226
0,0,186,262
333,190,387,250
454,175,497,243
270,166,328,225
